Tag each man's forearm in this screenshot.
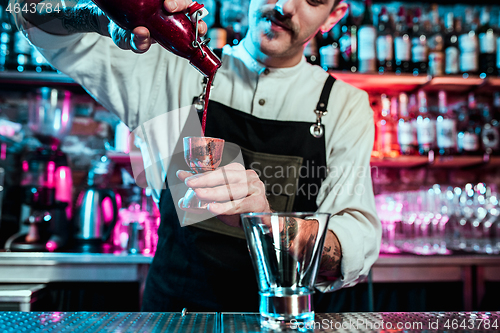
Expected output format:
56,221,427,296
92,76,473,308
318,230,342,280
18,0,109,36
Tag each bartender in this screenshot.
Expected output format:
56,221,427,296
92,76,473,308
12,0,381,312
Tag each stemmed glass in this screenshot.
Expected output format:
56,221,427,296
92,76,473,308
180,136,224,210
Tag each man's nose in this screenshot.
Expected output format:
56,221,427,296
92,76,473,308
274,0,295,16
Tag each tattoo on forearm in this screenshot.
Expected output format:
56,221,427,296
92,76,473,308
319,243,341,277
281,217,298,246
58,6,102,34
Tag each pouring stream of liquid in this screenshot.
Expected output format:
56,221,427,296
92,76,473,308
201,75,214,136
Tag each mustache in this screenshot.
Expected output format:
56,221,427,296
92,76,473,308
260,8,299,35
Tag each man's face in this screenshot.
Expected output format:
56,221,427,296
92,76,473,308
247,0,337,60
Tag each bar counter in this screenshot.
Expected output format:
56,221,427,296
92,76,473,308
1,311,499,332
1,252,500,311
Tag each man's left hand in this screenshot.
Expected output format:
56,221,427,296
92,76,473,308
177,163,272,227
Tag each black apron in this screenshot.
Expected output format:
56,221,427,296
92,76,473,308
142,75,337,312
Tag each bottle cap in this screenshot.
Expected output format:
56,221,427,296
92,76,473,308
188,2,209,24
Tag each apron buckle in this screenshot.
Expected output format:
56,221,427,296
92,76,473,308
310,109,326,138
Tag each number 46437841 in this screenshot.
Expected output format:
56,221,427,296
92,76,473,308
6,2,61,14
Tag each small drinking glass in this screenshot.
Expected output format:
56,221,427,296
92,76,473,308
241,212,330,331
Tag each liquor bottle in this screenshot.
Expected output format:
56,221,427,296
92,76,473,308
394,7,411,74
482,93,500,155
428,5,444,77
376,94,399,157
459,8,479,76
458,93,482,155
11,31,32,72
319,31,340,71
444,13,460,75
397,92,416,155
207,0,227,49
416,90,434,155
339,5,357,72
227,22,242,46
0,4,13,71
357,0,376,73
477,7,497,77
376,7,394,73
409,93,419,149
435,91,457,156
411,8,428,75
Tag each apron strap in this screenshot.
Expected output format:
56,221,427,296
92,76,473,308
316,75,336,112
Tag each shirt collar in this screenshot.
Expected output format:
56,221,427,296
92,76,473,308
233,37,307,78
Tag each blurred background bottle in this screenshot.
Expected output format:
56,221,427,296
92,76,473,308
207,0,227,49
459,8,479,76
477,7,497,77
394,6,411,74
428,4,444,76
397,92,416,155
357,0,376,73
435,90,457,156
481,93,500,155
376,6,394,73
411,8,428,75
457,93,482,155
416,90,434,155
444,13,460,75
0,4,12,72
339,4,357,72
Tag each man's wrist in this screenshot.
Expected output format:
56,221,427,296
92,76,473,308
318,230,342,279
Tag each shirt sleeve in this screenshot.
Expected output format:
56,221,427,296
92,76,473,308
9,0,178,130
315,85,381,293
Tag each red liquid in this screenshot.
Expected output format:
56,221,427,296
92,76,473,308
201,75,214,135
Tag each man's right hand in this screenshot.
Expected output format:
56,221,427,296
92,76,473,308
128,0,208,53
20,0,207,53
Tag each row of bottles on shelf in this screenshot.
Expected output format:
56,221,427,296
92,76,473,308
0,4,54,72
309,0,500,78
373,91,500,158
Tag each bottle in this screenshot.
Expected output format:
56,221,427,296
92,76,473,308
428,5,444,77
227,22,242,46
11,31,33,72
444,13,460,75
357,0,376,73
376,7,394,73
90,0,221,78
409,93,419,150
459,8,479,76
416,90,434,155
339,5,357,72
458,93,482,155
319,31,340,71
207,0,227,49
477,7,497,77
376,94,399,157
411,8,428,75
435,91,457,156
394,7,411,74
481,93,500,155
397,92,416,155
0,4,13,71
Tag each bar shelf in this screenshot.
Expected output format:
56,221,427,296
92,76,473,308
370,154,493,168
0,71,76,85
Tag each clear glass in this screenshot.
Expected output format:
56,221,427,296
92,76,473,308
181,136,224,210
240,212,331,331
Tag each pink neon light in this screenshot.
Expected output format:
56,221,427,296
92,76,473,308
47,161,55,187
22,160,29,172
46,240,57,252
61,91,71,130
0,143,6,160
